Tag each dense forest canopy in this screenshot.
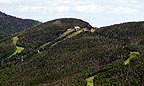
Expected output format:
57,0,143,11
0,11,40,39
0,13,144,86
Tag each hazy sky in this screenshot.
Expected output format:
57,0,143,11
0,0,144,27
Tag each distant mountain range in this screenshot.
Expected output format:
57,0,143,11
0,12,144,86
0,11,40,39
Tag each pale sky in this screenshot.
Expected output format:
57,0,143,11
0,0,144,27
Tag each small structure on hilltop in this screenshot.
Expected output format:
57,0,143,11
91,27,97,32
87,26,97,32
74,26,80,31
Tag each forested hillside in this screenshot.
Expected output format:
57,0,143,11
0,18,144,86
0,11,40,39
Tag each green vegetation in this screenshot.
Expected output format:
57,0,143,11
85,76,94,86
0,11,40,37
64,29,84,40
50,29,84,48
8,37,24,58
0,19,144,86
57,28,75,39
0,36,16,67
39,28,75,49
8,46,24,58
12,37,19,45
124,52,140,65
124,44,144,51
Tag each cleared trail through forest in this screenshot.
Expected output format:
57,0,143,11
124,52,140,65
39,28,86,50
8,37,24,58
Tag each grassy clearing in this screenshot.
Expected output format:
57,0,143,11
51,29,84,47
8,37,24,58
64,29,83,40
40,29,84,48
90,29,96,33
39,28,90,49
39,29,75,49
85,76,94,86
49,41,61,48
12,37,19,45
57,28,75,39
38,28,93,49
39,42,51,49
124,52,140,65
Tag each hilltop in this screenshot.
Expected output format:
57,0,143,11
0,11,40,38
0,18,144,86
0,18,91,68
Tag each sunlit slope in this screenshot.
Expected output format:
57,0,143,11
0,21,144,86
124,52,140,65
17,18,91,49
8,37,24,58
0,31,124,86
0,18,91,69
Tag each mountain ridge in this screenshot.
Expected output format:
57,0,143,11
0,11,40,38
0,16,144,86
